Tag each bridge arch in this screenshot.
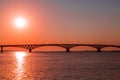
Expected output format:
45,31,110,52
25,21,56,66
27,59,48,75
70,45,97,52
32,45,66,52
101,46,120,51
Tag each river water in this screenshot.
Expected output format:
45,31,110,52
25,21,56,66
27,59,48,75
0,52,120,80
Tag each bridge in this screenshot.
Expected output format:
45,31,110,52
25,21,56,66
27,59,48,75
0,44,120,53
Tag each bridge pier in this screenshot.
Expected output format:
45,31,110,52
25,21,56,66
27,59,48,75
66,48,70,52
97,48,101,52
1,46,3,53
29,48,32,53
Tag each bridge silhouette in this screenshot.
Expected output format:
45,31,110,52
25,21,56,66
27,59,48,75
0,44,120,53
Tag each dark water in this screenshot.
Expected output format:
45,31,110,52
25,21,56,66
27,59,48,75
0,52,120,80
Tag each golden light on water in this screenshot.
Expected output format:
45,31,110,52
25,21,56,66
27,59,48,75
14,17,27,29
15,52,27,80
15,52,27,61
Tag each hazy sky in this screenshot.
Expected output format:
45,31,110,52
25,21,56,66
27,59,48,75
0,0,120,45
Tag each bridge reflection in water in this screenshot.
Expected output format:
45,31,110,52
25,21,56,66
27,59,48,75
0,44,120,53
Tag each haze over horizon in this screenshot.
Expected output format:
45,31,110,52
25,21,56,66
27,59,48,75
0,0,120,45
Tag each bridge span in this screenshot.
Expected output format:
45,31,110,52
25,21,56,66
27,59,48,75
0,44,120,53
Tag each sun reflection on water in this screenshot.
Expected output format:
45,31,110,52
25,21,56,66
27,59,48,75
15,52,27,62
15,52,27,80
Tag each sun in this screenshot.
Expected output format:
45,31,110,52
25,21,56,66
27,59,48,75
14,17,27,28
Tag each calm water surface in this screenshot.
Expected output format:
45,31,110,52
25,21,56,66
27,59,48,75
0,52,120,80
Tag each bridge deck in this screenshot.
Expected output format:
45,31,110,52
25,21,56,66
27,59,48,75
0,44,120,53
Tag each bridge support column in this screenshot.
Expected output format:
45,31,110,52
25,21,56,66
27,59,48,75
29,48,32,53
97,48,101,52
66,48,70,52
1,46,3,53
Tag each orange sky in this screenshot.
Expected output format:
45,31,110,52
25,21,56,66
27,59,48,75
0,0,120,45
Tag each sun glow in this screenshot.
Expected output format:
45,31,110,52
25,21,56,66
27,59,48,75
14,17,27,28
